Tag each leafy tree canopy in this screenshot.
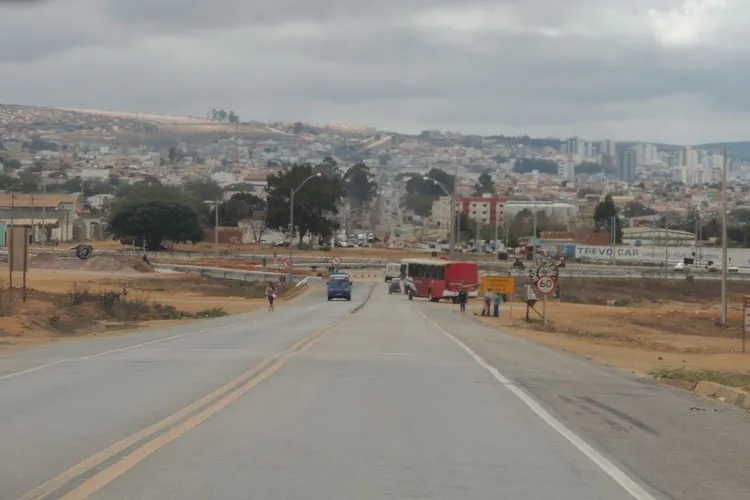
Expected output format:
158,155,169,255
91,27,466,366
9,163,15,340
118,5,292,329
473,171,495,195
513,158,558,175
593,194,623,243
109,199,204,251
344,162,377,209
184,179,223,201
265,163,344,241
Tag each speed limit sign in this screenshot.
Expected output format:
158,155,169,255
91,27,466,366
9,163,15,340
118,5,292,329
535,275,556,295
331,256,342,266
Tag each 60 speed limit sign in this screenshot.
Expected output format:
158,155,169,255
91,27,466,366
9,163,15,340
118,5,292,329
535,275,556,295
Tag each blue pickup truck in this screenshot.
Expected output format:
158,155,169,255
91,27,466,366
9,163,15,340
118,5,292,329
327,274,352,301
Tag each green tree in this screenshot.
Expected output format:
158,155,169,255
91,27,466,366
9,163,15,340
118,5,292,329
473,171,495,195
593,194,623,243
230,192,266,211
265,163,344,241
184,179,222,201
210,199,253,227
17,172,41,193
109,198,204,250
2,158,21,170
405,193,435,217
224,182,256,193
406,168,454,198
344,162,377,210
513,158,558,175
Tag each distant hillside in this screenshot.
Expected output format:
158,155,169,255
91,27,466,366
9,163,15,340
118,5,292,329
695,142,750,160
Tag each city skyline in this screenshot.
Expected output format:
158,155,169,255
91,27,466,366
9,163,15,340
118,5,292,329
2,1,750,144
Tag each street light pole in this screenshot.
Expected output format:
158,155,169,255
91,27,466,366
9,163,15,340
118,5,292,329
721,147,728,325
288,173,322,284
214,196,219,255
424,176,456,259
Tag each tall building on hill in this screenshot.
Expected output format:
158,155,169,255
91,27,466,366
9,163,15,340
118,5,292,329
618,148,637,182
600,139,617,167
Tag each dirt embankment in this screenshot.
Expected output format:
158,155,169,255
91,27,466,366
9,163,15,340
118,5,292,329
0,270,306,351
29,254,155,274
466,277,750,390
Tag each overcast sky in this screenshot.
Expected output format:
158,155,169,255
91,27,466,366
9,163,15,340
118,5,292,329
1,0,748,144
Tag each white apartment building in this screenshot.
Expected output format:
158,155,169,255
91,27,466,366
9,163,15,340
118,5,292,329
637,143,658,165
430,196,458,230
557,161,575,181
600,139,617,158
504,201,579,220
681,147,699,169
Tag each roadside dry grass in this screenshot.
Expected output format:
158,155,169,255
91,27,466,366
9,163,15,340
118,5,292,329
0,269,310,351
460,277,750,389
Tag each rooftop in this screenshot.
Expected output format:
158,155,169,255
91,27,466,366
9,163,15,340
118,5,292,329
0,193,80,209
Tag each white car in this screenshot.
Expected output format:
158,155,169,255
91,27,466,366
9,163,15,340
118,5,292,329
673,262,686,271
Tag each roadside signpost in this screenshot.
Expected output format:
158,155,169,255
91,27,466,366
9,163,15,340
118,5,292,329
535,274,556,326
535,275,556,295
331,256,342,273
282,258,291,270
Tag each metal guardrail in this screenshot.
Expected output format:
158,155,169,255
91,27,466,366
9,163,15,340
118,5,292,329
152,264,308,283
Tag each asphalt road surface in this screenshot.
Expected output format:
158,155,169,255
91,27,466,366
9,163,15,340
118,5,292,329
1,285,749,499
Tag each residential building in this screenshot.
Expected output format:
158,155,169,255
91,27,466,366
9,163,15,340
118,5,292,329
621,227,695,246
618,148,637,182
504,201,579,220
561,137,584,155
557,161,575,181
430,196,459,230
457,195,509,226
0,193,104,243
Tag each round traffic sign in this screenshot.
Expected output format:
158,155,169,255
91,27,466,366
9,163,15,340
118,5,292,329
535,275,556,295
331,256,342,266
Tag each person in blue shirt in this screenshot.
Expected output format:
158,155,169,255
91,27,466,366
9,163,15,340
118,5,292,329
493,291,503,318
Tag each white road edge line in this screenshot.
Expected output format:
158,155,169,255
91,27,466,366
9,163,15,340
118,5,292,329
418,310,657,500
0,323,242,382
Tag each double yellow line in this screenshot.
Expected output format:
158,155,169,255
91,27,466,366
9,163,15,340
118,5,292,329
19,312,354,500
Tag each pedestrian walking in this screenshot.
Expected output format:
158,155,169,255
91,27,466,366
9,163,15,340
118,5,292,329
266,282,277,312
482,288,493,316
458,289,468,313
493,291,502,318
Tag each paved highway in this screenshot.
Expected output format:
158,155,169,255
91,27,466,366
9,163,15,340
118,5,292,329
1,285,749,499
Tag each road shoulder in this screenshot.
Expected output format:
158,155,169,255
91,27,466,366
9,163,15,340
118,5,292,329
418,300,750,500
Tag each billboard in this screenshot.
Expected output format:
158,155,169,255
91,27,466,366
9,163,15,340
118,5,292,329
575,245,750,265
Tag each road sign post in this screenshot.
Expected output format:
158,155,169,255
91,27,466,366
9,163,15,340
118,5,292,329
535,275,556,326
331,256,342,272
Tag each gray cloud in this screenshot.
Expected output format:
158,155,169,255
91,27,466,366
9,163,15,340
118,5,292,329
0,0,748,144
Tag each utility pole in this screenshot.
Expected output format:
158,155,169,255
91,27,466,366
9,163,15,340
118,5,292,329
611,215,616,267
663,214,670,275
531,196,538,261
493,197,499,254
41,183,46,246
449,163,458,259
288,173,321,284
214,197,220,255
721,147,728,325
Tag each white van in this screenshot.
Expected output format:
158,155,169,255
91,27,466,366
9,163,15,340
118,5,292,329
384,262,401,282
